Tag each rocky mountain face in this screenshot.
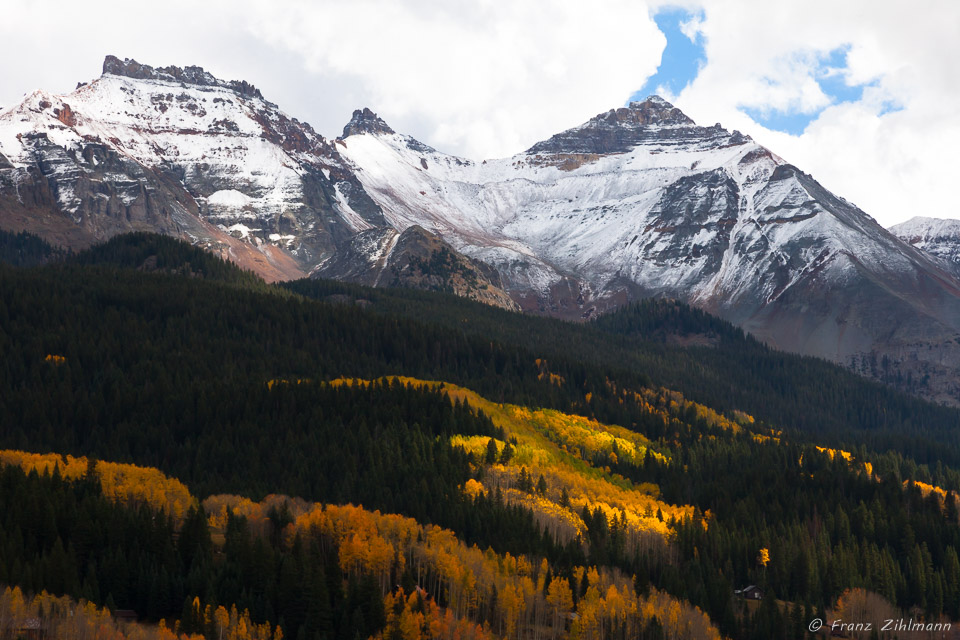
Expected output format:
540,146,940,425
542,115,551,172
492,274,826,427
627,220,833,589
3,58,960,402
0,56,513,304
314,224,518,309
891,216,960,275
0,56,386,280
336,98,960,405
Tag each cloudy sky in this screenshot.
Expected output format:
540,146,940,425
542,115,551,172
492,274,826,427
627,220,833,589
2,0,957,227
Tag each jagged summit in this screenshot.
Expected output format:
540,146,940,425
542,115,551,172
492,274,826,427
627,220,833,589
640,95,672,106
341,107,395,138
340,107,437,153
623,95,696,126
525,95,743,156
102,55,265,100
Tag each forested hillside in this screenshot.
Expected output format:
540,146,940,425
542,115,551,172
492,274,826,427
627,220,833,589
283,278,960,472
1,232,959,639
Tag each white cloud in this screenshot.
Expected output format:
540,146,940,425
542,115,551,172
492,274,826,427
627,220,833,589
671,0,960,226
0,0,664,161
237,0,665,158
678,14,703,43
0,0,957,226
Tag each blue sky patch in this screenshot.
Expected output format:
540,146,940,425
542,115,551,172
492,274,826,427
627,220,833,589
739,107,820,136
632,15,884,136
629,8,706,103
742,46,875,135
877,100,905,117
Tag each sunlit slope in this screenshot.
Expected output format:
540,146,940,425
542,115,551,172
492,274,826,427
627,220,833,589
328,376,695,544
204,497,724,640
0,449,194,522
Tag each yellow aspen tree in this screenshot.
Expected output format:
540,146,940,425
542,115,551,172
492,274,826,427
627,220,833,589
758,547,770,567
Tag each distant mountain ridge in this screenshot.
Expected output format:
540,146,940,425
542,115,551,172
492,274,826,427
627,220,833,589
2,56,960,403
891,216,960,275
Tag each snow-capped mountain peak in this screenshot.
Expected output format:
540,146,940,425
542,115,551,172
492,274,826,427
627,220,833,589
336,94,960,403
0,55,386,279
524,96,747,156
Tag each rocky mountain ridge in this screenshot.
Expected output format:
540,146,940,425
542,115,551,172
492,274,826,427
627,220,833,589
101,54,267,100
2,57,960,402
335,101,960,404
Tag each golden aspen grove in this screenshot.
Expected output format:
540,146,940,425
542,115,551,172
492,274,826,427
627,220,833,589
0,447,722,640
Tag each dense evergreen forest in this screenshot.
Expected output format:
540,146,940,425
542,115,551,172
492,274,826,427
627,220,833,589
1,231,959,640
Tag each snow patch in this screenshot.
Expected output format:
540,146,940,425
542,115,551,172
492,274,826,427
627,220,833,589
208,189,253,207
223,223,258,239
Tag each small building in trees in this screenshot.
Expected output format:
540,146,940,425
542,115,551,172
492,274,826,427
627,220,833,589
734,585,763,600
16,618,44,640
114,610,138,623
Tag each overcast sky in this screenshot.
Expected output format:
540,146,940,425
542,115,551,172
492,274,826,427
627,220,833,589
2,0,957,227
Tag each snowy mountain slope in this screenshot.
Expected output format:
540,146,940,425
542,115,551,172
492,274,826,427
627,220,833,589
891,216,960,275
334,108,586,312
338,99,960,403
0,56,386,279
338,100,793,310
